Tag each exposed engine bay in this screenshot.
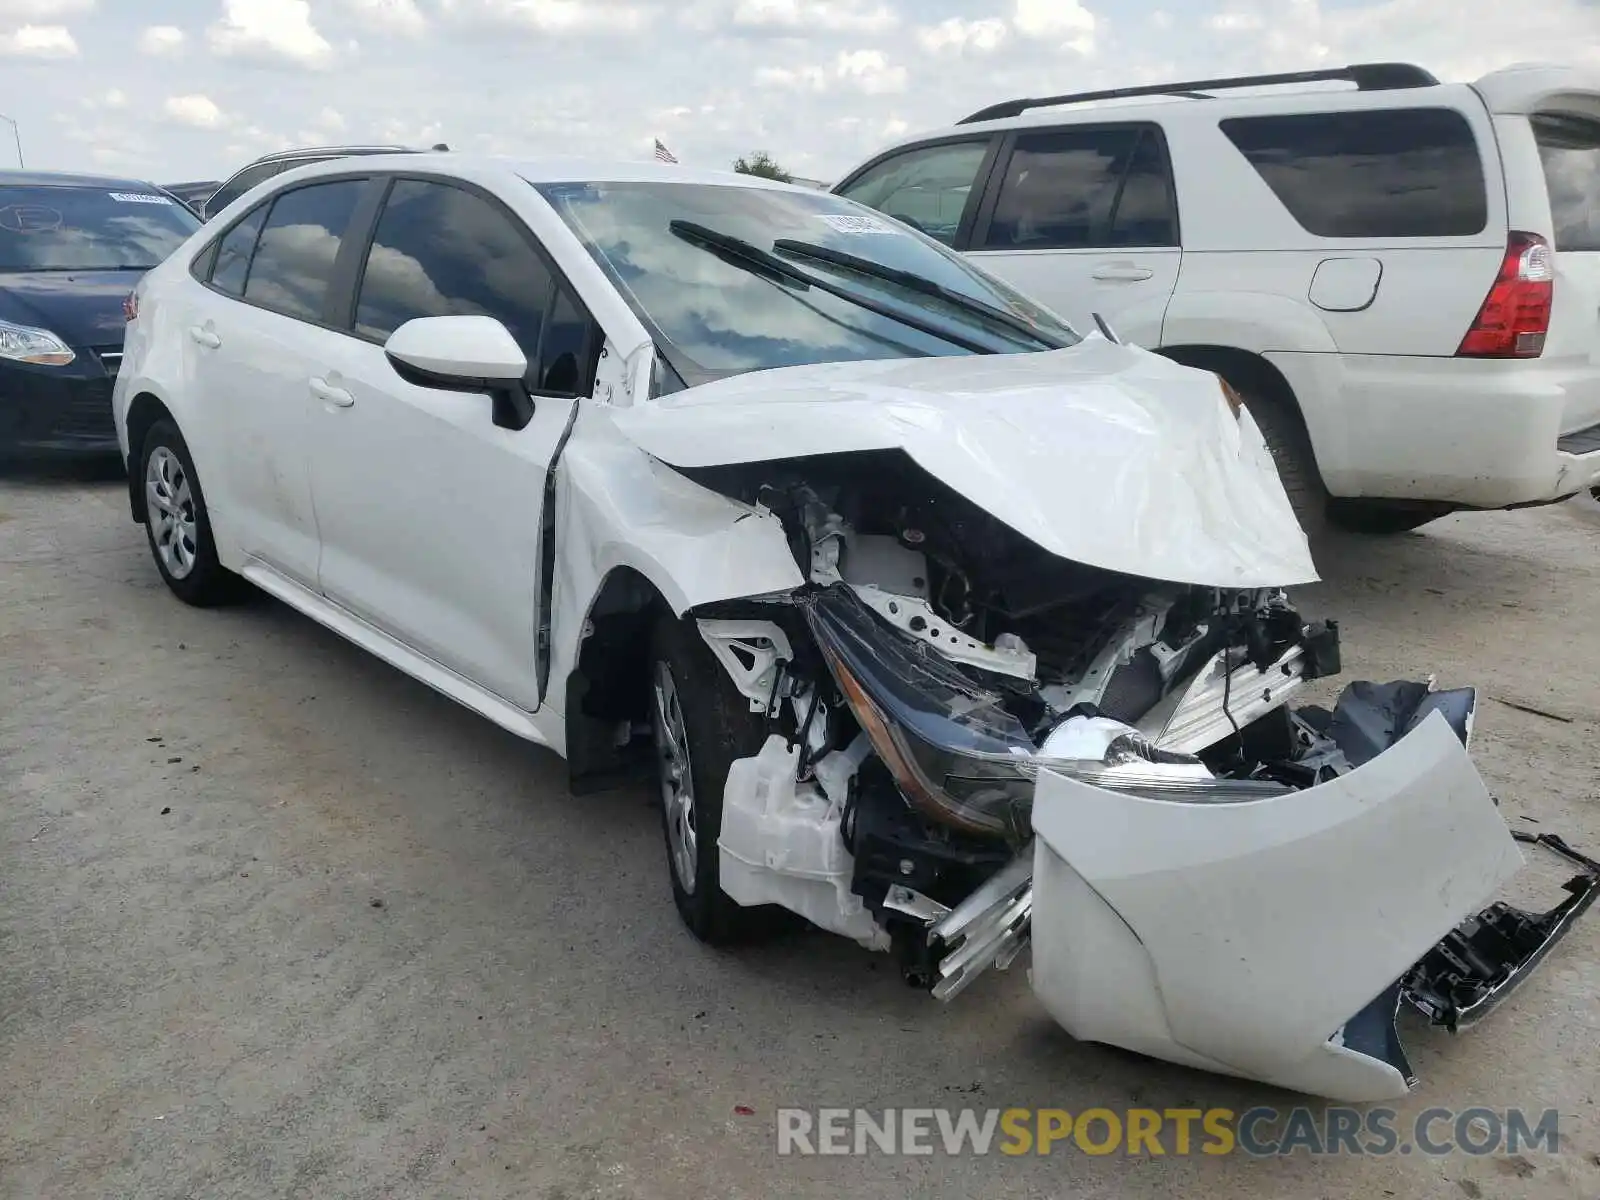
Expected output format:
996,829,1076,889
678,450,1598,1102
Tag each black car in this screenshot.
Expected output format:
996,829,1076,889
0,170,199,459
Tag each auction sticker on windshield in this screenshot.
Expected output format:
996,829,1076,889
108,192,173,204
816,212,902,235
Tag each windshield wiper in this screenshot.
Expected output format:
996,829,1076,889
668,220,998,355
773,239,1067,350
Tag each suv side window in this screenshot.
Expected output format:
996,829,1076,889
1220,108,1487,238
979,125,1176,250
835,140,991,245
204,161,280,218
243,180,367,322
353,178,595,395
209,204,268,296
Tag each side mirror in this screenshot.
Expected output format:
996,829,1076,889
384,315,535,429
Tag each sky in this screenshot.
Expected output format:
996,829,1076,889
0,0,1597,185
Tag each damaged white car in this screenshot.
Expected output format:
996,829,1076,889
114,157,1598,1104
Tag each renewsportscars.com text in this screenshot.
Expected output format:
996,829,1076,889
775,1106,1562,1158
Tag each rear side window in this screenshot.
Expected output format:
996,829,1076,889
204,161,279,218
353,178,593,395
979,126,1178,250
835,140,990,245
1220,108,1487,238
1532,113,1600,252
209,205,266,296
243,180,367,322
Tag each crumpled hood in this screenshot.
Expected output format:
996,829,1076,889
612,338,1319,588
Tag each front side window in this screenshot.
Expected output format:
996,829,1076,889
535,180,1078,388
354,178,591,394
0,185,199,271
980,125,1177,251
1532,113,1600,253
835,140,991,245
243,179,367,322
1220,108,1488,238
209,205,267,296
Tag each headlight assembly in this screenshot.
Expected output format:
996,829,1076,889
0,319,75,366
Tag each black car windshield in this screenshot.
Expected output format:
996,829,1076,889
0,185,199,271
533,180,1078,386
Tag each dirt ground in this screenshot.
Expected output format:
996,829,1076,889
2,467,1598,1200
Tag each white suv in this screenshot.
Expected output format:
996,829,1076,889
834,62,1600,534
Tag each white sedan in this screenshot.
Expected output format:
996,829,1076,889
113,154,1596,1102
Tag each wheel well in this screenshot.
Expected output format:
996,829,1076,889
564,567,671,791
1157,345,1308,439
123,392,173,523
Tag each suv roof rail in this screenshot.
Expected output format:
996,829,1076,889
956,62,1439,125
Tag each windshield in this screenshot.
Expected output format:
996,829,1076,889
0,185,200,272
533,180,1078,386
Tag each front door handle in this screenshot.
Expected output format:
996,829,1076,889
1091,264,1155,282
310,376,354,408
188,326,221,349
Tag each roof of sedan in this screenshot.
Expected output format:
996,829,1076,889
0,168,162,189
284,152,803,191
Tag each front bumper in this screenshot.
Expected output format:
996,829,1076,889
933,698,1598,1103
0,352,122,459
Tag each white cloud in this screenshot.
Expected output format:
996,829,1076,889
435,0,654,35
343,0,427,36
207,0,333,69
835,48,907,94
101,87,125,108
163,94,228,130
1207,12,1265,32
0,0,91,16
0,24,78,58
917,17,1008,55
138,25,186,56
732,0,896,34
1013,0,1097,55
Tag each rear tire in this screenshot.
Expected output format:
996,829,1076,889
138,418,246,607
649,613,785,945
1326,499,1456,535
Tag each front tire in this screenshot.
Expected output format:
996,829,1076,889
138,418,245,607
650,613,780,945
1236,388,1329,539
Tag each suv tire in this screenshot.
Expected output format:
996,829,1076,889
1234,388,1329,539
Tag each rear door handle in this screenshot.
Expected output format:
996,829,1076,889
310,376,354,408
1091,264,1155,282
188,326,221,349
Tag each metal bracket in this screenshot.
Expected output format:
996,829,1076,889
696,620,793,713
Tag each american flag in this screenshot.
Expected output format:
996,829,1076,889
653,138,679,164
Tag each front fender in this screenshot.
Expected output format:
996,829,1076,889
544,419,805,717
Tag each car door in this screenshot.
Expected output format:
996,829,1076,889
188,177,372,586
306,176,596,711
964,124,1182,346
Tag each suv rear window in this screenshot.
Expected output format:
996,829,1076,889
1532,113,1600,253
1220,108,1487,238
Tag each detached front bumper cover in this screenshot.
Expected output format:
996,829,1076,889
929,683,1599,1103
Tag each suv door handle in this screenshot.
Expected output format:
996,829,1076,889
310,376,354,408
188,326,221,349
1091,264,1155,282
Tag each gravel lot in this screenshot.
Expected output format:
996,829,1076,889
3,467,1598,1200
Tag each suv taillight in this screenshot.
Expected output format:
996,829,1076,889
1456,233,1553,359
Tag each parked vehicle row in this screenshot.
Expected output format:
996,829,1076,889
107,116,1598,1103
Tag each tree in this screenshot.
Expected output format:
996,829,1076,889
733,151,792,183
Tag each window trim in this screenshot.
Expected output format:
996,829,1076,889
831,134,1004,251
968,120,1182,253
1218,106,1489,240
194,172,383,335
341,171,604,400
